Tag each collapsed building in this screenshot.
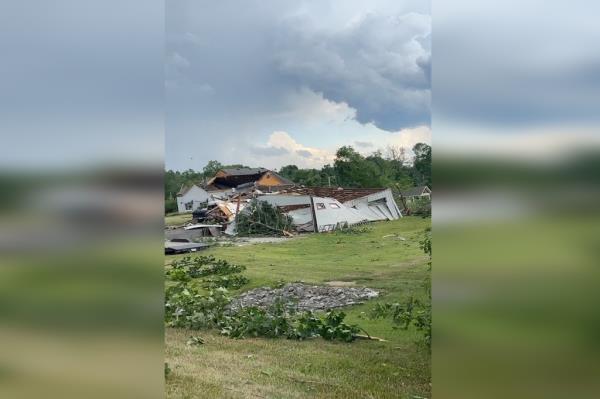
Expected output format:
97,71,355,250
176,167,401,236
255,186,401,233
187,187,400,237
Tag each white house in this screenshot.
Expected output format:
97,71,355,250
400,186,431,202
176,184,210,213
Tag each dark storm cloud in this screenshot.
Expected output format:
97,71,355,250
1,0,163,168
434,1,600,127
273,12,431,130
165,0,431,170
166,2,430,129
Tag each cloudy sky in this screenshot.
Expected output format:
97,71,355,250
0,1,164,170
434,0,600,159
166,0,431,171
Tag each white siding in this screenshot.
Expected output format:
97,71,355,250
177,185,210,213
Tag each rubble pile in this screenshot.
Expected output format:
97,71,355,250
229,283,379,312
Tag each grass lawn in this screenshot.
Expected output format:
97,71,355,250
165,216,431,399
165,213,193,227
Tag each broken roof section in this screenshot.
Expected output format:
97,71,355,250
279,187,388,203
205,167,295,192
220,167,268,176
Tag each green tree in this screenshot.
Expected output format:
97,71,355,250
202,160,223,178
412,143,431,187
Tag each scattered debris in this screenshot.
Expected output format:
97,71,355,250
186,336,205,346
184,223,223,231
229,283,379,312
382,234,406,240
164,240,210,255
168,168,408,237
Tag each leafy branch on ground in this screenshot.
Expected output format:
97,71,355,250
166,255,248,288
236,199,294,236
369,297,431,347
165,255,364,342
220,300,361,342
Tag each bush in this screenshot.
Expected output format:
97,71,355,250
407,197,431,217
165,198,177,214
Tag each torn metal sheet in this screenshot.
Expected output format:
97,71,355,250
312,196,367,232
343,188,401,220
353,202,385,221
183,223,223,230
256,194,312,207
164,241,209,255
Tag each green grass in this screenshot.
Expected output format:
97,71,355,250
165,213,193,227
165,217,431,399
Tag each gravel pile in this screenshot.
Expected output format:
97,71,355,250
229,283,379,312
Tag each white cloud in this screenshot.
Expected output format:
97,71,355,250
238,131,335,169
169,52,190,69
235,125,431,170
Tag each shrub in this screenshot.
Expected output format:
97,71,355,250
165,198,177,214
407,197,431,217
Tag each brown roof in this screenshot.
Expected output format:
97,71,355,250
400,186,430,197
206,169,295,190
220,167,268,176
280,186,388,203
258,171,295,186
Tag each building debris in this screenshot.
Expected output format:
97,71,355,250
228,283,379,312
164,240,210,255
169,167,405,236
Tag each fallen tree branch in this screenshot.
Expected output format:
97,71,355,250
354,334,388,342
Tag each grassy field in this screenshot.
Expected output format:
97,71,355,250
165,217,431,399
165,213,193,227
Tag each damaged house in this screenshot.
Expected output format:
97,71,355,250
179,167,402,236
400,185,431,202
190,186,401,236
256,187,401,233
